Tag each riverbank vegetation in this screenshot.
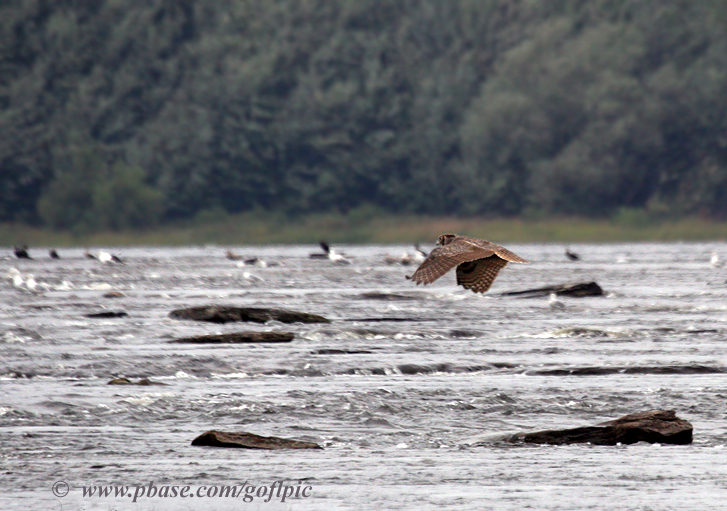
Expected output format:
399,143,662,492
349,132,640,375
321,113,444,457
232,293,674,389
2,1,727,233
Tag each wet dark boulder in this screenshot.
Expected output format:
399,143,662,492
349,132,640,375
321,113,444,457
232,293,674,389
311,348,373,355
108,377,133,385
107,377,166,386
85,311,128,318
169,305,329,324
169,332,294,344
191,430,322,450
499,281,604,298
358,291,420,301
506,410,692,446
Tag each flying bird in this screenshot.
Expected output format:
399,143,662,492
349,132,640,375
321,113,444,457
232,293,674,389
407,234,529,293
310,241,331,259
310,241,351,264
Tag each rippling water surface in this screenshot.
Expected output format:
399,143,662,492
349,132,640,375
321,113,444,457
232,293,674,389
1,242,727,510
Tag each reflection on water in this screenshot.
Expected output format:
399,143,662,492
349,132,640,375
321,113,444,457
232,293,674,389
1,242,726,510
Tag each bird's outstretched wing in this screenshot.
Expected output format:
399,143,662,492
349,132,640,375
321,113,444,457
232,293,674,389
455,255,509,293
491,245,529,264
458,236,529,264
408,239,496,285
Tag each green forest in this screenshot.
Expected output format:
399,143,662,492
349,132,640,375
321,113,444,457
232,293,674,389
2,0,727,233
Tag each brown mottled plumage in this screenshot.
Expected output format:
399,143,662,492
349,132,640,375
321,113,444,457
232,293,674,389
408,234,529,293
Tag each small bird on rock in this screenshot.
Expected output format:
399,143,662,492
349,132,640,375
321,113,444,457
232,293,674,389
565,248,580,261
13,246,31,259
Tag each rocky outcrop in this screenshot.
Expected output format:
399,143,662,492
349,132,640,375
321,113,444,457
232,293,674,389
529,364,725,376
169,305,329,324
506,410,692,445
499,281,604,298
169,332,294,344
85,311,128,318
358,292,420,301
107,377,166,385
191,430,322,450
311,348,373,355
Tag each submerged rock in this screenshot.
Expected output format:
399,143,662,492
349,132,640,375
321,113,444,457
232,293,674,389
85,311,128,318
506,410,692,446
358,292,420,301
108,377,133,385
191,430,322,450
499,281,604,298
530,364,725,376
169,332,294,344
169,305,329,324
311,348,373,355
107,377,165,386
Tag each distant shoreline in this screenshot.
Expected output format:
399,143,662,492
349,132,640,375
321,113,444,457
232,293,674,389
2,214,726,247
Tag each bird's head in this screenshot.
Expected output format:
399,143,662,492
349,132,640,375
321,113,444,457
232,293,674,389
437,234,457,246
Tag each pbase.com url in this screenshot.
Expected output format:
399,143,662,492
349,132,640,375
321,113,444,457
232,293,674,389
54,480,312,503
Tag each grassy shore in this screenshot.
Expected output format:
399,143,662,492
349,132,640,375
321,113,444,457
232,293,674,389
1,214,726,247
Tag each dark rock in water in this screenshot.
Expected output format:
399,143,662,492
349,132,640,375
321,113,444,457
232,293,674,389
531,364,726,376
169,305,329,324
311,348,373,355
500,281,604,298
343,317,433,322
449,329,483,338
191,430,322,450
136,378,166,386
108,377,133,385
85,311,128,318
103,291,125,298
108,377,166,385
169,332,294,344
358,292,420,301
506,410,692,446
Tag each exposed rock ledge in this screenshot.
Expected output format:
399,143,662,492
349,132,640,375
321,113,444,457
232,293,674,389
108,377,166,386
169,332,294,344
499,281,604,298
192,430,322,450
169,305,329,324
85,311,128,318
505,410,692,445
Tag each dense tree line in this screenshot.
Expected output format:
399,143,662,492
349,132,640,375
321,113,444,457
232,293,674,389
1,0,726,231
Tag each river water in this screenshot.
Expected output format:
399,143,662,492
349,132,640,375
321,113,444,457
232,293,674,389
1,242,726,510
